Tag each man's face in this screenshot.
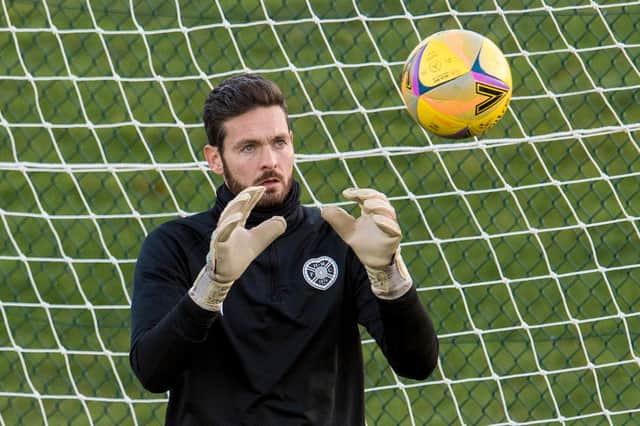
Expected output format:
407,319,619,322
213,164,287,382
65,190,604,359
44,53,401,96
204,106,294,208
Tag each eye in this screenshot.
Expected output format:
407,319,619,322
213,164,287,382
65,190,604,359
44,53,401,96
274,138,287,148
240,144,256,153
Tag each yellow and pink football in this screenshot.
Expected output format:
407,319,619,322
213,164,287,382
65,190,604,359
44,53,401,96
401,29,512,139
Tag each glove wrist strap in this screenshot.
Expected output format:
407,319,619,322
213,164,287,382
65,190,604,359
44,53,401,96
189,265,234,312
365,249,413,300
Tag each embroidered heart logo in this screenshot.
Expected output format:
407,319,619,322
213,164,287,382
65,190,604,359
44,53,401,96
302,256,338,290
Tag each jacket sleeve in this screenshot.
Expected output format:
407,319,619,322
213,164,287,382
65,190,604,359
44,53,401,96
351,253,439,380
129,226,218,393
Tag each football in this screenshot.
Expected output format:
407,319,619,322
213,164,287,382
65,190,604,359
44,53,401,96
401,29,512,139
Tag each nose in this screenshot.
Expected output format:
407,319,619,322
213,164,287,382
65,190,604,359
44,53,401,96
259,145,278,169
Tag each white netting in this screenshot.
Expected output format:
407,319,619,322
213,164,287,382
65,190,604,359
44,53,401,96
0,0,638,424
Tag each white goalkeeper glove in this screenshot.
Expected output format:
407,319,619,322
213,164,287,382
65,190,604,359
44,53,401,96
321,188,412,300
189,186,287,311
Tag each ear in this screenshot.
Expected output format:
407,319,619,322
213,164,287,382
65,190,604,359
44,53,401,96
203,145,224,176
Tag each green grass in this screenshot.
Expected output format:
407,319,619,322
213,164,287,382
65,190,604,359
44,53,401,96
1,0,639,424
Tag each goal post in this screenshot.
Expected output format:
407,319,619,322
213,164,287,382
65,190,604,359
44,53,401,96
0,1,638,425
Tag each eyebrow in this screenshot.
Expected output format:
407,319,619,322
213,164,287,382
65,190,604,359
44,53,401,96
231,133,290,148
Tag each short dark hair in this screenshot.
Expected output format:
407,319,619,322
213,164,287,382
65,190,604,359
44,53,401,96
203,74,288,152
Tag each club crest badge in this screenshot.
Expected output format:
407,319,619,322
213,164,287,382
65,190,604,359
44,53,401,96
302,256,338,291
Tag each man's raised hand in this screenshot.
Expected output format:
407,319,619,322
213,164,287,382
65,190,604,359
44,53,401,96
321,188,412,300
189,186,287,311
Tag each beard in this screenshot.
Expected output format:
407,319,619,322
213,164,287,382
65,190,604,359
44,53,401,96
223,163,293,208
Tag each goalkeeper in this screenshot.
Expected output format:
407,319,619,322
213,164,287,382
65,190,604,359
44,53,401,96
130,74,439,425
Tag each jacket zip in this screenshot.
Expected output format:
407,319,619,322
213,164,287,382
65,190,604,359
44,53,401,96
269,243,279,302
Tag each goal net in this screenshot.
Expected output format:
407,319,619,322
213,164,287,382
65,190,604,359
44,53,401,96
1,1,638,424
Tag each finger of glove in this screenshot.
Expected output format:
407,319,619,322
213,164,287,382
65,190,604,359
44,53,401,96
342,188,387,206
372,214,402,238
362,197,396,221
219,186,265,226
215,211,245,243
321,206,356,242
247,216,287,254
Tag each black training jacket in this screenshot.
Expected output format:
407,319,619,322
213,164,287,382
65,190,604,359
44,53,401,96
130,182,439,426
